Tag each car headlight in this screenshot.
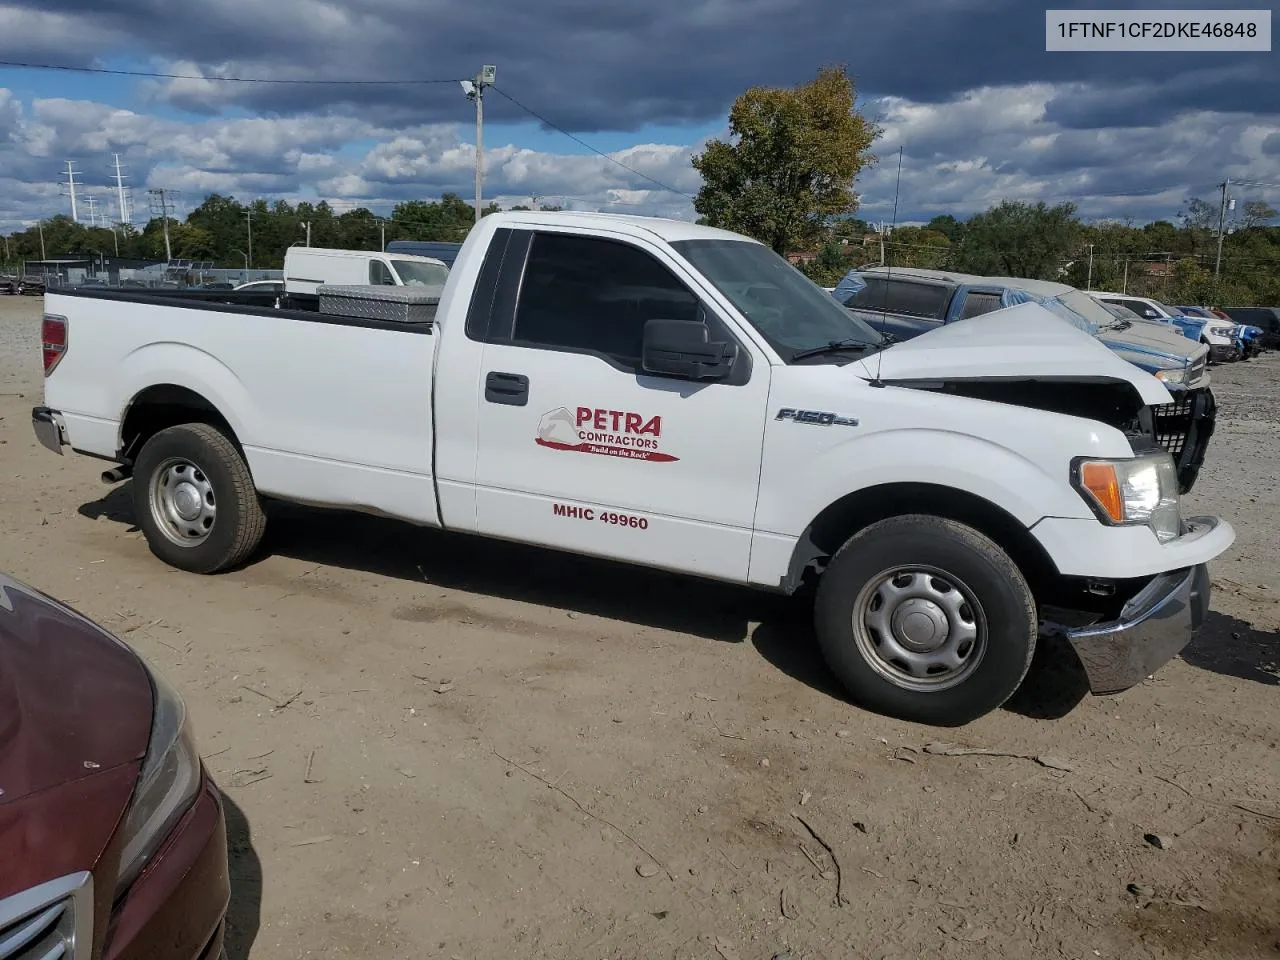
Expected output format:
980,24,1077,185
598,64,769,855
1208,325,1234,337
1073,451,1181,543
113,663,202,899
1153,367,1186,386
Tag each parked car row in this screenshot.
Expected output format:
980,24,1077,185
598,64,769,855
827,266,1217,493
1086,293,1267,363
0,274,48,295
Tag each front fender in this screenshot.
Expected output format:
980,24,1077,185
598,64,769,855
114,342,255,449
754,427,1096,540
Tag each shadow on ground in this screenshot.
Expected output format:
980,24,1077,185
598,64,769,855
82,488,1108,718
221,793,262,960
1181,611,1279,686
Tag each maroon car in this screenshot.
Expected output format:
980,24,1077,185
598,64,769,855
0,573,229,959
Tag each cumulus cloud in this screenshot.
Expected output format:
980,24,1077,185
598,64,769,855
1,0,1278,233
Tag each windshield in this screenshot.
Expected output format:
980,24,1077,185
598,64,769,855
1151,299,1182,317
670,239,883,361
391,259,449,286
1097,299,1142,323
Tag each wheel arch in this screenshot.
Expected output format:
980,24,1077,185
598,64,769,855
118,384,242,462
783,482,1059,596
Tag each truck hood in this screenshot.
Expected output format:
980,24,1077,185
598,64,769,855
1098,318,1206,362
856,301,1173,406
0,575,152,805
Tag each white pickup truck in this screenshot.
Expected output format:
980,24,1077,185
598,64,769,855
32,211,1234,725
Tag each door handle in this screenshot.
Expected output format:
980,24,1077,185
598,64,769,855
485,371,529,406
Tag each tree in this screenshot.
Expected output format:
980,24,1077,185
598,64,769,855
692,65,879,255
799,242,850,286
952,200,1080,279
884,226,950,269
925,215,964,243
1240,199,1278,230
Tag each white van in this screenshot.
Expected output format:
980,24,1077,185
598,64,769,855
283,248,450,296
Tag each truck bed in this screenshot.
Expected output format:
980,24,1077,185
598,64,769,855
43,286,443,525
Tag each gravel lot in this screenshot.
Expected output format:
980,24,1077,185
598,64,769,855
1,295,1276,959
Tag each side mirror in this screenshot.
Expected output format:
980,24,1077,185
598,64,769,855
641,318,737,380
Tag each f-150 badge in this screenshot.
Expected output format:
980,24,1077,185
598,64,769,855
775,408,859,427
536,406,679,462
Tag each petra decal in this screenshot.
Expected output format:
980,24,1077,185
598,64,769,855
536,406,679,462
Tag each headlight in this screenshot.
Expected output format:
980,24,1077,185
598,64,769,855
1153,367,1186,386
1073,452,1181,543
113,663,202,899
1208,325,1234,337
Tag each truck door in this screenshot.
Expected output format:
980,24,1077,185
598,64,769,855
470,228,771,582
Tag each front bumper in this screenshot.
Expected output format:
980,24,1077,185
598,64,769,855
32,406,67,455
1207,342,1240,363
1051,563,1210,695
103,771,229,960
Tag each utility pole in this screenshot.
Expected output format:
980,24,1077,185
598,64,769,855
461,65,496,227
112,154,132,227
148,189,173,261
1085,243,1094,290
1214,179,1229,284
63,161,81,223
245,211,253,268
301,221,311,246
378,218,386,252
1122,259,1129,294
38,220,46,261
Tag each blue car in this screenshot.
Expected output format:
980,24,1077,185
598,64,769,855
1178,307,1264,359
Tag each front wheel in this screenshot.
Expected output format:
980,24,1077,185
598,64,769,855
814,515,1037,726
132,423,266,573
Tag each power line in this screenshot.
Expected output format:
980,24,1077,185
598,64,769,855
490,86,691,199
0,59,464,85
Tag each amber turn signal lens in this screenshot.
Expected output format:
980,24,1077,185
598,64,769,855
1080,462,1123,521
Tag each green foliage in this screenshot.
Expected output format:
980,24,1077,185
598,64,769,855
1,192,503,270
884,226,950,269
952,201,1080,279
692,65,879,255
799,242,851,286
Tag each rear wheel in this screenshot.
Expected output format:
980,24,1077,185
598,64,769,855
132,423,266,573
814,515,1037,726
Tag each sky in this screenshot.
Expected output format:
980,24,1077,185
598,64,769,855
1,0,1278,234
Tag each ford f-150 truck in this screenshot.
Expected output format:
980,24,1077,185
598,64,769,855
31,211,1234,726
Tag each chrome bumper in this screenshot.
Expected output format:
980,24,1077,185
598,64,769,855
1055,564,1210,695
32,406,67,455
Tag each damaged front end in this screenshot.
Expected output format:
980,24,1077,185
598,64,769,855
891,377,1212,494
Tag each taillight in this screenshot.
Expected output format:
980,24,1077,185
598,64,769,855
42,314,68,376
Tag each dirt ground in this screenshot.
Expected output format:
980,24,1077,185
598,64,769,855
1,294,1276,960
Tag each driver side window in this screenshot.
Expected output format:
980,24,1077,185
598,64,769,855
512,232,701,373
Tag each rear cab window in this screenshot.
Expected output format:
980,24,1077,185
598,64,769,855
844,277,951,319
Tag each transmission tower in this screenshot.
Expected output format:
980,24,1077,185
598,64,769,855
112,154,133,227
84,194,100,228
147,188,175,262
60,160,81,222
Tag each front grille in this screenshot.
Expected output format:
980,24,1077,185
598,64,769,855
0,873,92,960
1186,354,1207,385
1150,387,1216,493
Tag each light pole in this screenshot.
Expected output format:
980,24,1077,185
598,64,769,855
245,211,254,268
461,65,496,227
1214,179,1230,284
1085,243,1094,290
234,249,249,271
301,221,311,246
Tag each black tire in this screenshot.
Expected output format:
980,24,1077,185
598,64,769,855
131,422,266,574
813,514,1037,726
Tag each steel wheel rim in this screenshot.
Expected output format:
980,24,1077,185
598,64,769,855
851,565,987,692
149,457,217,547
